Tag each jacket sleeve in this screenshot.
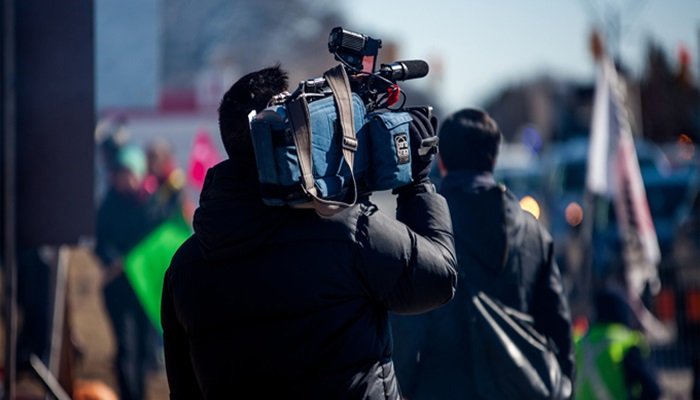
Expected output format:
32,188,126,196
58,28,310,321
355,184,457,314
161,268,204,400
532,229,576,382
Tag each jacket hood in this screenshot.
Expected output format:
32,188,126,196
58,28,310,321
193,158,286,261
440,170,526,273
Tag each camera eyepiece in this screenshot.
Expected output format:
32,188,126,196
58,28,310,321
328,27,382,73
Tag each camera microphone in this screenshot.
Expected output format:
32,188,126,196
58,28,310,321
378,60,429,82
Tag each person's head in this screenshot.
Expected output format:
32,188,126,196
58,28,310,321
146,138,176,181
437,108,502,173
594,286,633,327
218,66,288,162
110,144,146,194
96,114,131,172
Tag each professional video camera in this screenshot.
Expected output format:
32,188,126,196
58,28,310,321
283,27,431,112
250,27,437,216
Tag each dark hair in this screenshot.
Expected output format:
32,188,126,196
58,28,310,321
594,286,635,327
438,108,501,172
218,66,288,160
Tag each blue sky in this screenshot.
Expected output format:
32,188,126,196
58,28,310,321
340,0,700,114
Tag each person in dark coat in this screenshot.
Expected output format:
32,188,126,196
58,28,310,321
95,144,155,400
160,66,457,399
391,108,575,399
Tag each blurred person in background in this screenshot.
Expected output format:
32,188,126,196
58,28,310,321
391,108,575,399
140,138,191,374
143,138,191,225
95,144,155,400
575,286,661,400
95,115,131,204
160,66,457,399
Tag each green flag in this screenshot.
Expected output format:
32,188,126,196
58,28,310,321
124,217,191,332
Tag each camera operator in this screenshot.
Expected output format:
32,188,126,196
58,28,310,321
160,66,457,399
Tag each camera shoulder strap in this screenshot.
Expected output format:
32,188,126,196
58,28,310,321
288,95,317,198
324,65,358,170
287,64,358,217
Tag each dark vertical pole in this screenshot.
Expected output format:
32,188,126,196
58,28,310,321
4,1,94,396
1,0,18,397
15,0,95,248
579,189,597,319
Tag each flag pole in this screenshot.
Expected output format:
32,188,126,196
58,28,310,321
577,30,608,320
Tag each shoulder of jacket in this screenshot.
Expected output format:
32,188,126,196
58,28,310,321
343,200,385,243
274,204,366,244
167,236,200,273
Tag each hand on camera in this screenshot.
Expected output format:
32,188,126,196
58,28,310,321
406,107,438,183
393,107,439,196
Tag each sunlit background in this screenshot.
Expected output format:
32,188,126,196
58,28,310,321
2,0,700,398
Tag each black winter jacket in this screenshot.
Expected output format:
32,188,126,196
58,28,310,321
391,170,575,400
161,158,457,399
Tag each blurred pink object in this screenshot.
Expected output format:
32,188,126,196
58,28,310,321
188,129,222,191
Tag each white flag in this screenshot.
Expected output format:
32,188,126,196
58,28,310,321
586,60,612,195
585,56,661,295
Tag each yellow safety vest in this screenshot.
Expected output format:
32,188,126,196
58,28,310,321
575,323,645,400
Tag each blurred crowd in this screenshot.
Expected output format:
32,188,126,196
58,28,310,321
15,118,193,399
93,127,189,400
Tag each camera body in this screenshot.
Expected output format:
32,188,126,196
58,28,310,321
249,27,436,215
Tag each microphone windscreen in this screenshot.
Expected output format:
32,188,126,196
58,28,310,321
400,60,429,80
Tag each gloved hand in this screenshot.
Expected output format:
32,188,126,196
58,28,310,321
406,106,439,183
